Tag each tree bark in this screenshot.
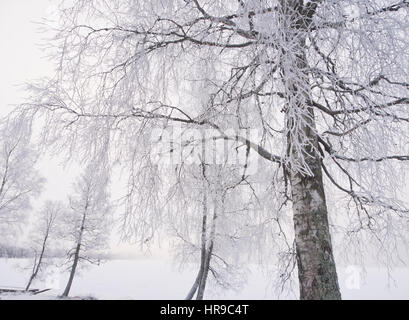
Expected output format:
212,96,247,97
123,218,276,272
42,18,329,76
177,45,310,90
281,0,341,300
289,143,341,299
285,83,341,299
26,225,51,291
194,161,217,300
196,250,211,300
62,210,86,297
62,241,81,297
196,166,209,300
186,200,206,300
196,198,217,300
25,253,38,291
196,232,213,300
285,54,341,301
185,268,203,300
26,236,47,291
285,68,342,300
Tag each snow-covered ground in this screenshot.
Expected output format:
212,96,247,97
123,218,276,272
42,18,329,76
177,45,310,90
0,258,408,300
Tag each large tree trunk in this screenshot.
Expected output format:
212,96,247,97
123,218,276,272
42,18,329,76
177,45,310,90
285,62,342,300
289,144,341,299
285,80,341,299
281,0,341,300
285,62,342,301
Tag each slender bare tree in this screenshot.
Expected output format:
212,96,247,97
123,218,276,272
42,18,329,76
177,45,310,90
153,136,272,299
17,0,409,299
25,201,63,291
61,162,112,297
182,161,253,300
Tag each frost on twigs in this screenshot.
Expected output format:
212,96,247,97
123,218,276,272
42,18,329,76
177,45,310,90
13,0,409,299
0,116,45,239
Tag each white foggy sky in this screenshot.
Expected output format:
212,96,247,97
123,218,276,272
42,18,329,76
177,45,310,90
0,0,72,200
0,0,54,111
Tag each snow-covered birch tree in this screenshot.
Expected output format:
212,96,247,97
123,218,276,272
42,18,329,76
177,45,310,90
178,159,258,300
0,118,44,239
16,0,409,299
25,201,63,291
133,133,276,299
61,162,112,297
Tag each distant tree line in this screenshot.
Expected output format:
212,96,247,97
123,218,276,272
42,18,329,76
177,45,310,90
0,243,110,260
0,244,31,258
